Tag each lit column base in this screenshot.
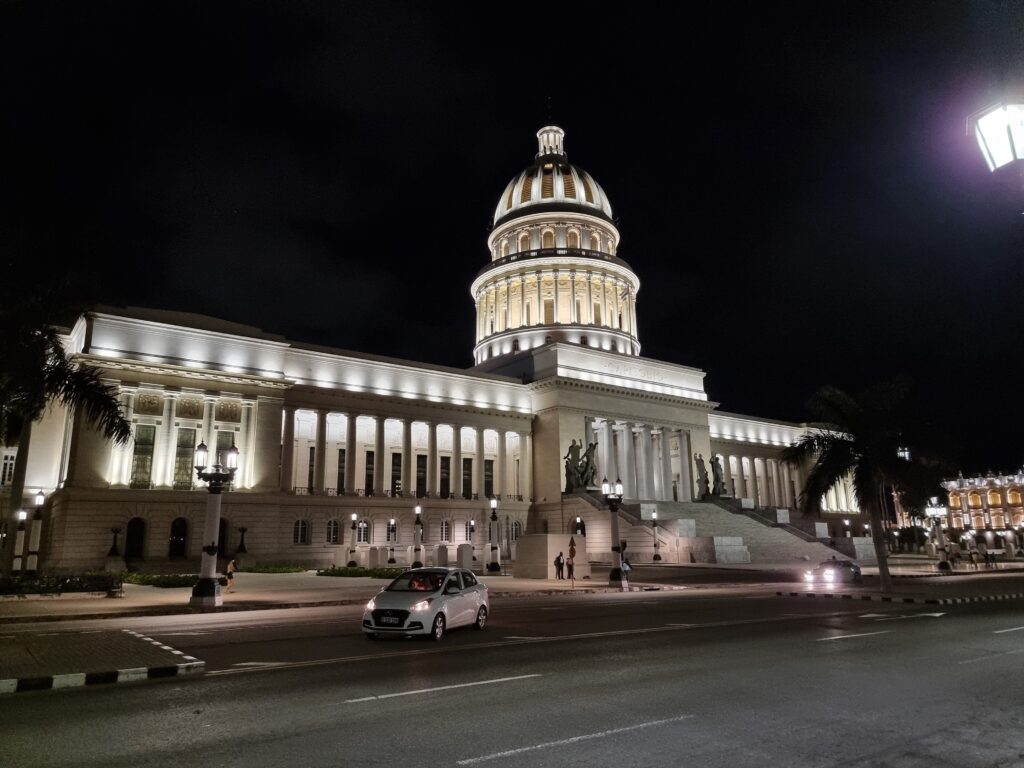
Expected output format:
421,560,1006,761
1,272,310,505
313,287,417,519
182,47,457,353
190,577,223,608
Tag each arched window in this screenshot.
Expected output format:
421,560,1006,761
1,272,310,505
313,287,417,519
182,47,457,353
512,339,520,353
357,519,370,544
567,229,580,249
968,492,982,509
590,233,600,252
168,517,188,559
519,232,530,252
125,517,146,560
511,520,523,541
293,520,309,544
500,239,509,258
1009,489,1022,506
440,520,452,543
971,512,985,529
948,493,961,510
326,519,340,544
988,490,1002,507
542,229,555,249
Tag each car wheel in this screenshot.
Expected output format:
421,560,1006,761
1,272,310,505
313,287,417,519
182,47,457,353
474,606,488,630
430,613,446,641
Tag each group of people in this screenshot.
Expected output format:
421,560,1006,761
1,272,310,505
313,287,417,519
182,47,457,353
553,551,575,580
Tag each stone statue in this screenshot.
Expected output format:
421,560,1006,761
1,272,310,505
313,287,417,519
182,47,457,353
694,453,709,499
579,442,598,488
710,455,725,496
564,439,599,493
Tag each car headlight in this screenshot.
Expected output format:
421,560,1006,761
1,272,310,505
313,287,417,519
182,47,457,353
804,571,814,582
366,598,376,611
824,570,835,582
411,598,434,612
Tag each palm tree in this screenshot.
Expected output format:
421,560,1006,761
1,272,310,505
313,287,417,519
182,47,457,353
782,381,915,594
1,293,131,571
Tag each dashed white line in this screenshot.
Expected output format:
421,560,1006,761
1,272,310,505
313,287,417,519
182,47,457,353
456,714,694,765
816,631,892,642
343,674,541,703
959,649,1024,665
994,626,1024,634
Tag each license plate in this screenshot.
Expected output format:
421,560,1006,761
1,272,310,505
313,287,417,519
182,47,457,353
380,616,400,625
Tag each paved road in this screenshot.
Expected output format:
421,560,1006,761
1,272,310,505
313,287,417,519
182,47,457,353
2,590,1023,767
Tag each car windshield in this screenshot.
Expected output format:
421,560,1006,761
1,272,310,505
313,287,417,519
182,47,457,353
387,571,445,592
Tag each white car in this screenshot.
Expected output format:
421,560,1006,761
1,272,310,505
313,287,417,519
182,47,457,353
362,567,490,641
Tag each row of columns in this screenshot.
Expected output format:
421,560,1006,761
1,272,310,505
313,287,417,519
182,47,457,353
475,270,637,341
720,454,801,510
592,418,688,502
281,407,533,501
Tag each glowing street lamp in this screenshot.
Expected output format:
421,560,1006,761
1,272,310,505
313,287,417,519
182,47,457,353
487,498,500,573
190,441,239,607
412,505,424,567
969,101,1024,172
601,477,628,590
652,510,661,562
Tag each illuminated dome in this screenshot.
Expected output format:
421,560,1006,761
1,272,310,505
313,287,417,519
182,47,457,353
473,126,640,367
492,126,613,225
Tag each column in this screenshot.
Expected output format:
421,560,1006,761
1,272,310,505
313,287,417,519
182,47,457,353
157,393,176,488
313,408,328,493
622,423,637,499
518,275,525,328
586,271,594,324
629,289,638,339
344,413,357,494
722,454,734,498
401,418,412,497
600,275,608,327
771,461,783,508
584,417,594,453
781,463,794,508
501,280,509,333
474,426,485,499
496,430,506,498
373,415,385,495
535,271,542,325
475,294,482,341
569,271,577,323
660,430,673,501
240,400,256,490
602,420,618,482
522,432,533,502
734,456,748,499
641,425,655,500
613,280,622,329
280,405,296,492
426,422,438,496
113,390,137,486
676,430,693,503
749,458,761,507
202,395,216,459
553,269,561,323
452,425,463,499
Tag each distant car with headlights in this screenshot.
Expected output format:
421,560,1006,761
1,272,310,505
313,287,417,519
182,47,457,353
803,559,863,585
362,567,489,641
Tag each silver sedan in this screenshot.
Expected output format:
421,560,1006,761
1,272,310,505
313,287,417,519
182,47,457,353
362,567,490,641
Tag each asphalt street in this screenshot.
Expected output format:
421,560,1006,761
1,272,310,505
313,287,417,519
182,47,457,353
2,589,1023,768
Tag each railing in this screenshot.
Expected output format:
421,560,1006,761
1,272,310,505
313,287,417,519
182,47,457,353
288,487,526,503
477,247,633,278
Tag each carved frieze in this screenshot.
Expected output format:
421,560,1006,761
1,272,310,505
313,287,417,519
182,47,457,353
215,401,242,423
176,398,204,420
134,394,163,416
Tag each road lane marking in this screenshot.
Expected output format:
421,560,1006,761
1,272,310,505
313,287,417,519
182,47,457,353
959,649,1024,665
344,674,541,703
456,714,694,765
816,631,892,642
232,662,287,667
874,613,945,621
665,623,695,627
503,636,540,639
994,626,1024,634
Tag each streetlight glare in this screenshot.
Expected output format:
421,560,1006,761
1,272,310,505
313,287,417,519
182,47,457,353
970,102,1024,171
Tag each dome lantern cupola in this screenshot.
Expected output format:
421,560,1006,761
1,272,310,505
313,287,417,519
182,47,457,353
472,126,641,367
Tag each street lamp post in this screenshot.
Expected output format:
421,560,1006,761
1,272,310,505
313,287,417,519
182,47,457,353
388,518,396,564
925,496,950,571
652,510,661,562
601,477,628,591
488,498,500,573
469,518,476,561
413,505,424,568
348,513,358,567
190,440,238,608
969,100,1024,175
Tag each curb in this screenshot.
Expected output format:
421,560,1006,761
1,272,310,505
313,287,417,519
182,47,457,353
0,630,205,695
775,591,1024,605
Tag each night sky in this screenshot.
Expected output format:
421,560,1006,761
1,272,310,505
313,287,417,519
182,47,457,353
3,2,1023,473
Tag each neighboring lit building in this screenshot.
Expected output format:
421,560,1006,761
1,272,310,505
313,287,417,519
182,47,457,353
943,470,1024,554
2,127,866,572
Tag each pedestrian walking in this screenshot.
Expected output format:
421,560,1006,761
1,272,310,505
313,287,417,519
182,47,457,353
566,555,574,580
225,558,237,592
554,552,565,579
977,540,989,568
968,547,979,570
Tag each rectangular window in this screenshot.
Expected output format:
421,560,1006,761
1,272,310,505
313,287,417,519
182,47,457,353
416,454,427,497
173,428,196,490
216,431,234,467
543,300,554,324
130,425,156,489
2,452,17,486
391,452,402,495
307,446,315,492
462,458,473,499
440,456,451,498
365,450,375,495
337,448,346,493
484,459,494,498
594,302,602,325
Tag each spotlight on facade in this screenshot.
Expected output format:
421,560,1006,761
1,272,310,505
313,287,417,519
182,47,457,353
969,100,1024,172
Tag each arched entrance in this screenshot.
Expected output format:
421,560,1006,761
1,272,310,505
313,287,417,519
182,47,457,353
168,517,188,559
125,517,146,560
